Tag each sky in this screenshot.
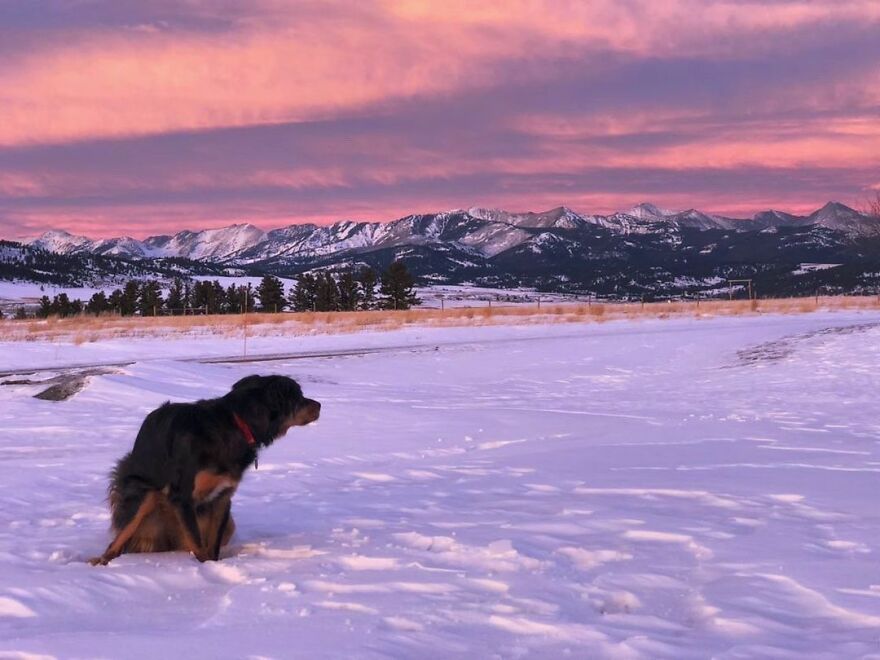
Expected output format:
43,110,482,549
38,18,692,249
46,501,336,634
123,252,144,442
1,0,879,239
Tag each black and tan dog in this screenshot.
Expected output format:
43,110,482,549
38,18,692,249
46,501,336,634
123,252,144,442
90,375,320,565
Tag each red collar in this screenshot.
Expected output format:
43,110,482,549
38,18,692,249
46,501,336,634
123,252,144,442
233,413,257,447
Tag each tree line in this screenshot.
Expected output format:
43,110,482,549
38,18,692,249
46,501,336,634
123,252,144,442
16,261,419,319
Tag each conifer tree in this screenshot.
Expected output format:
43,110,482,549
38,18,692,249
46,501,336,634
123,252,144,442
257,275,286,312
290,273,318,312
86,291,110,315
166,278,186,314
38,295,52,318
108,289,124,314
120,281,140,316
138,280,164,316
337,270,360,311
379,261,420,310
315,272,339,311
358,267,378,310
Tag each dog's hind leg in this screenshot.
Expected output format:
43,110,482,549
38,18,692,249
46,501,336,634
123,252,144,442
90,491,160,566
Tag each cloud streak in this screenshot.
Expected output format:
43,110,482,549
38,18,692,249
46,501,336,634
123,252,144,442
0,0,878,237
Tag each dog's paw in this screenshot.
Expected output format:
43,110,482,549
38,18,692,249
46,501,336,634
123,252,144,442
193,548,211,563
88,555,109,566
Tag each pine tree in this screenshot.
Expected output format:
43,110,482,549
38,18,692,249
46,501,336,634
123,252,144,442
243,284,255,312
379,261,420,310
138,280,164,316
14,306,28,320
337,270,360,311
315,272,339,311
211,281,228,314
86,291,110,315
120,281,140,316
224,284,239,313
108,289,124,314
190,281,208,313
52,293,74,317
358,267,378,310
257,275,286,312
183,282,193,311
166,278,185,314
227,284,256,313
38,295,52,318
290,273,318,312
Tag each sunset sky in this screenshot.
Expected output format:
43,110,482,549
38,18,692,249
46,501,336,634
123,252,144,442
1,0,879,238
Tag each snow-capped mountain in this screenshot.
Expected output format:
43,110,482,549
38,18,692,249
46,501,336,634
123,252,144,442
24,201,878,266
142,223,267,261
29,229,95,255
10,201,880,299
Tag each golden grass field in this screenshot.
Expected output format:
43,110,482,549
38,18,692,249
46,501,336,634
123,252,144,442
1,296,878,344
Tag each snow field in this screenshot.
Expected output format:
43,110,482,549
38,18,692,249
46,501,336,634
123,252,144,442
1,313,880,657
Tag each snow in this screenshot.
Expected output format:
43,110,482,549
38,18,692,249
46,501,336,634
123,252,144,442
1,312,880,657
792,263,842,276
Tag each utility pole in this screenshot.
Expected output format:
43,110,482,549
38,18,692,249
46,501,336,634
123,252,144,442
243,286,248,357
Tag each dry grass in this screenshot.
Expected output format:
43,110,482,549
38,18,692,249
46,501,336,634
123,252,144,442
1,295,878,344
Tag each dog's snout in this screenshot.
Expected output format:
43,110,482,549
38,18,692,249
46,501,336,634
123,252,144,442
304,398,321,421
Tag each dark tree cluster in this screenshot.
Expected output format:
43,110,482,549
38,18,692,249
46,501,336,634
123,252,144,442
287,263,419,312
19,262,419,320
30,278,257,318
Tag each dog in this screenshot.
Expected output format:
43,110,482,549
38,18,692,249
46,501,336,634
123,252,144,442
90,374,321,565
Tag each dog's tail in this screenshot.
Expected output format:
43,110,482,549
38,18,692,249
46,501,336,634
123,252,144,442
107,452,134,531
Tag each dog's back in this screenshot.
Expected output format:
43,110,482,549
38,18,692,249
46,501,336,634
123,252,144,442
109,403,181,531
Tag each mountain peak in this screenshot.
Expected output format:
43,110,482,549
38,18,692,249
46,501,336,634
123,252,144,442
626,203,674,220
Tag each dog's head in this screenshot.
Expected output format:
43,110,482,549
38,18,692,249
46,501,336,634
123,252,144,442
230,374,321,444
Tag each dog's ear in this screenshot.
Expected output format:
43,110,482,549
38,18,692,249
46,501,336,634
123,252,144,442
232,375,263,391
263,376,303,413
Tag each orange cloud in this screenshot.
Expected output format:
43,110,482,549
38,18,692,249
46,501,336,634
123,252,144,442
3,0,877,147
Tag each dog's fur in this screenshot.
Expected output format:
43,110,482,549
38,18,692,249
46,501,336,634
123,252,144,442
90,375,320,565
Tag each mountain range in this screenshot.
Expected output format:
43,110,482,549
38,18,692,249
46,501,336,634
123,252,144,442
8,201,880,299
26,201,880,261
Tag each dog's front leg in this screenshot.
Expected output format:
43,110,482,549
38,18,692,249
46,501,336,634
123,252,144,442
169,486,209,562
211,500,232,561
